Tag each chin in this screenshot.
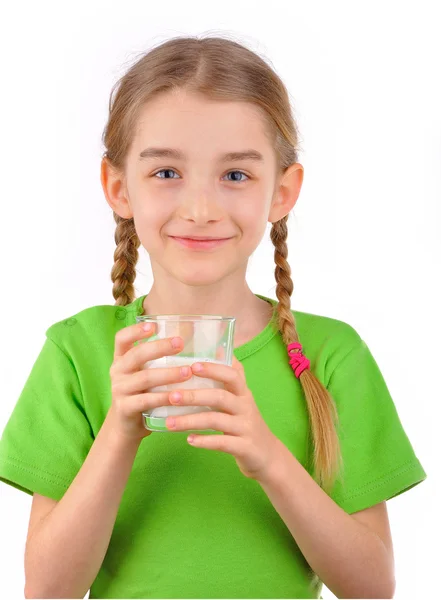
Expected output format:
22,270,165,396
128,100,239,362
169,260,239,286
173,270,225,287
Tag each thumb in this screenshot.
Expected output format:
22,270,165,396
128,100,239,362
232,354,244,372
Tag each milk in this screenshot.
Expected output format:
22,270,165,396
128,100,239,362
142,355,227,419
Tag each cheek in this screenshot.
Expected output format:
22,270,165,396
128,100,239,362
234,198,268,238
244,223,268,255
132,204,170,252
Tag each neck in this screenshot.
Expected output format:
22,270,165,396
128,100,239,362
145,283,256,316
141,270,275,344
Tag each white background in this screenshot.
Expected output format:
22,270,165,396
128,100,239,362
0,0,439,598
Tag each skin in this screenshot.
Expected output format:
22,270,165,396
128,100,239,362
101,89,304,346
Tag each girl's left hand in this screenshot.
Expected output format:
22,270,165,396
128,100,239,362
165,355,281,482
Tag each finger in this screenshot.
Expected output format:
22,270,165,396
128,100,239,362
119,335,184,375
232,355,245,374
187,433,247,458
114,363,193,395
166,410,242,435
190,360,246,396
121,390,174,415
114,321,157,360
215,347,242,374
169,387,239,415
215,344,226,362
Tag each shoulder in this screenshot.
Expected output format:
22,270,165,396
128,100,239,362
292,306,362,347
261,293,362,352
290,307,365,384
43,300,136,357
46,303,119,334
259,294,364,374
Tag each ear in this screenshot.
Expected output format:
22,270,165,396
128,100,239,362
100,157,134,219
268,163,304,223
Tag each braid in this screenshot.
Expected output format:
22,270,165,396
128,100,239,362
270,217,343,494
111,212,141,306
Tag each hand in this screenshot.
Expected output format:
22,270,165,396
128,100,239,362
107,323,193,443
165,355,282,482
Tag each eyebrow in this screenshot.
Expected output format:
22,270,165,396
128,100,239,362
139,147,264,163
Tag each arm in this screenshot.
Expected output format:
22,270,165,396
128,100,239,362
24,410,142,599
257,439,396,599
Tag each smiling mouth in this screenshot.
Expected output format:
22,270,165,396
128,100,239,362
169,236,234,250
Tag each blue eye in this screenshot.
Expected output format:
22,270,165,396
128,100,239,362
154,169,180,179
152,169,249,182
224,170,249,182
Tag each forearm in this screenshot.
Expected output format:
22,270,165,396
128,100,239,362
257,440,395,599
25,411,142,599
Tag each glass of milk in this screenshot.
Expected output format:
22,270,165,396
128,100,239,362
135,313,236,433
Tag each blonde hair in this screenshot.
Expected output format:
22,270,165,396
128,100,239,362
101,34,342,494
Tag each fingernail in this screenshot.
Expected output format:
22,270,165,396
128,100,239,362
142,323,152,332
180,366,189,376
171,337,182,348
193,362,203,372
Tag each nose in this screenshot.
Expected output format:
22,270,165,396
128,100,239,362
177,189,224,225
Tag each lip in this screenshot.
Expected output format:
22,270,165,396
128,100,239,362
169,236,234,250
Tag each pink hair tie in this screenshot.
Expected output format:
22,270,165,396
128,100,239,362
287,342,310,378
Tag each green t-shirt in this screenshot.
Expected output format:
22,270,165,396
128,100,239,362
0,293,427,599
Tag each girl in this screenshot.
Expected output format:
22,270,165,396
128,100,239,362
0,35,426,599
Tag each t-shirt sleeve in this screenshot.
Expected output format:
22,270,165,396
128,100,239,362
0,333,95,501
326,336,427,514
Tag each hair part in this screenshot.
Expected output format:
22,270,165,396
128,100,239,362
102,34,343,494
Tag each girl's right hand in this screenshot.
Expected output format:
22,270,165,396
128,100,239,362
106,321,192,443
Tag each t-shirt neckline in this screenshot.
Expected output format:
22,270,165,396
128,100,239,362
128,293,280,361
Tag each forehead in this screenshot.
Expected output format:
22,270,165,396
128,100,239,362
133,90,273,153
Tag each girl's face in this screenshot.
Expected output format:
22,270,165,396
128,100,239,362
107,89,303,286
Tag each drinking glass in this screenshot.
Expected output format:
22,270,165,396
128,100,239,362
135,313,236,433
